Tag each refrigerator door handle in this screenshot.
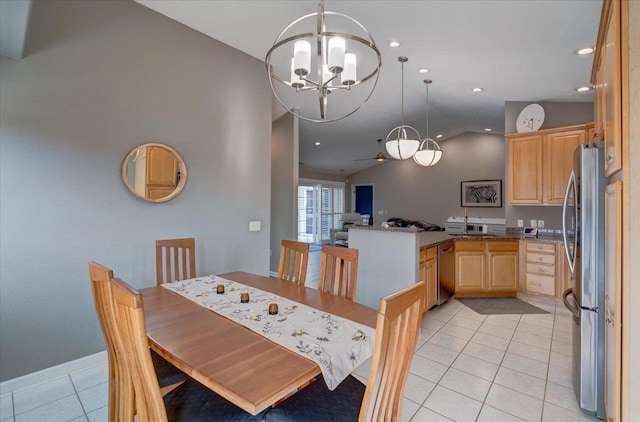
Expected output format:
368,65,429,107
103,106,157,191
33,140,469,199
563,288,580,318
562,171,576,273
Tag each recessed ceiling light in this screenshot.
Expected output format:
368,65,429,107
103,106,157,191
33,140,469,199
314,141,321,145
472,87,484,92
436,134,443,139
418,68,429,74
574,47,595,55
576,86,593,92
484,128,492,132
388,41,400,48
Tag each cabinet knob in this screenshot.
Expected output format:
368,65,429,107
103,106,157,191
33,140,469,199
539,267,543,272
606,155,614,162
539,257,543,261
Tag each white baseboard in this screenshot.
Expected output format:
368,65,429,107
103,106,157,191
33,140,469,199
0,350,108,395
269,271,278,278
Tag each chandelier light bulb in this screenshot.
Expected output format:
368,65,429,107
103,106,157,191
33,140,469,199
293,40,311,76
328,37,346,73
342,53,357,85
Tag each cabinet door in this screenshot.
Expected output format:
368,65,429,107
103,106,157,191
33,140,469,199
455,252,485,292
147,146,178,186
545,130,585,204
425,258,438,309
508,135,543,204
419,249,426,313
603,0,622,176
487,251,518,292
604,181,622,421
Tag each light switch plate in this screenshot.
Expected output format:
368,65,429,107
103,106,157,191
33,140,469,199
530,219,538,228
537,220,545,228
517,219,523,227
249,221,261,232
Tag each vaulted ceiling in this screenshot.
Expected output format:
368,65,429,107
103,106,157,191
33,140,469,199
140,1,600,174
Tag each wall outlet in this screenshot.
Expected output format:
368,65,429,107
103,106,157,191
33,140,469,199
517,219,523,227
249,221,261,232
530,219,538,228
538,220,545,228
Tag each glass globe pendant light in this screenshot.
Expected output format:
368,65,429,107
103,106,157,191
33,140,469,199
385,57,420,160
413,79,443,166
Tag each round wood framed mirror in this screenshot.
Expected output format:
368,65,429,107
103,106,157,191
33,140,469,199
121,143,187,203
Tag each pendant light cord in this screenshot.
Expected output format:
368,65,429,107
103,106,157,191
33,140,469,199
401,60,405,126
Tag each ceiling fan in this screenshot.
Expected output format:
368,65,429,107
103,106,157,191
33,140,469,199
354,139,388,162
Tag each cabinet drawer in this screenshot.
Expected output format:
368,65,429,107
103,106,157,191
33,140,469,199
487,241,518,252
526,263,556,276
526,242,556,253
527,274,555,296
527,253,555,265
426,247,437,260
455,241,485,252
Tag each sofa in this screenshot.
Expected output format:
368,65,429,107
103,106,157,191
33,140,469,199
330,213,363,246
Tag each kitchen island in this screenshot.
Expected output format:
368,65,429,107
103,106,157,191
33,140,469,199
349,226,547,308
349,226,452,308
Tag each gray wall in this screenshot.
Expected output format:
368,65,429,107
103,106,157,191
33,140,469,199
299,168,348,183
348,132,506,227
504,101,593,229
0,0,271,381
270,114,296,273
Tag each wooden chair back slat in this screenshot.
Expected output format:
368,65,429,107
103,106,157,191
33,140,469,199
318,245,359,301
358,282,424,422
88,262,135,422
277,240,309,285
155,238,196,286
111,277,169,422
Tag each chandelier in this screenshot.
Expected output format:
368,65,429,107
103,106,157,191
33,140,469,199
413,79,443,166
385,57,420,160
265,0,381,123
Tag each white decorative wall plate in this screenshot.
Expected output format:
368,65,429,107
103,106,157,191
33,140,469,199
516,103,545,133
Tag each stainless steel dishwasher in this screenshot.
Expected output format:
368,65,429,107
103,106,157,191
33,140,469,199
437,242,455,305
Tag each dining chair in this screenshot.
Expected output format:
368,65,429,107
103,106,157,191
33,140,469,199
318,245,359,301
264,281,425,422
89,262,188,422
88,261,134,422
277,239,309,285
156,237,196,286
109,276,266,421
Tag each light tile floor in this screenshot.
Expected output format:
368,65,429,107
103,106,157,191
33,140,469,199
0,293,599,422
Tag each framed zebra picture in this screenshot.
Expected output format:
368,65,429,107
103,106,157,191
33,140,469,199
461,180,502,208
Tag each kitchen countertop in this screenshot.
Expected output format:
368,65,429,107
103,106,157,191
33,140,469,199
350,225,565,248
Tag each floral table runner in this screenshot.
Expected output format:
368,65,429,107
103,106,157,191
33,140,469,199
161,275,376,390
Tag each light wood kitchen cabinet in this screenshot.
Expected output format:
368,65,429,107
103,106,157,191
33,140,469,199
593,0,623,176
506,134,543,204
519,240,572,298
524,241,556,296
145,146,178,200
546,130,586,204
605,181,622,421
454,240,518,297
420,247,438,311
506,123,592,206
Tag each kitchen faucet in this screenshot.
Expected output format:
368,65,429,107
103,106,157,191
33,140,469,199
464,208,468,234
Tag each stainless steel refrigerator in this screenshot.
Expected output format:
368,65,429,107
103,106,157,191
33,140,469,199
561,142,606,420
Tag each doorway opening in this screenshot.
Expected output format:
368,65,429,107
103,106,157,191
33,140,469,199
352,184,374,226
297,180,345,245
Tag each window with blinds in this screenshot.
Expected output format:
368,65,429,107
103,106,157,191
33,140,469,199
298,181,345,243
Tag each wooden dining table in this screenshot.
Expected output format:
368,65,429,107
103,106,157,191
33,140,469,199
140,271,377,416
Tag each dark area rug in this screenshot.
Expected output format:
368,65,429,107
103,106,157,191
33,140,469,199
457,297,549,315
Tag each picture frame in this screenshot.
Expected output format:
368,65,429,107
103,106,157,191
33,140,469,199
461,180,502,208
